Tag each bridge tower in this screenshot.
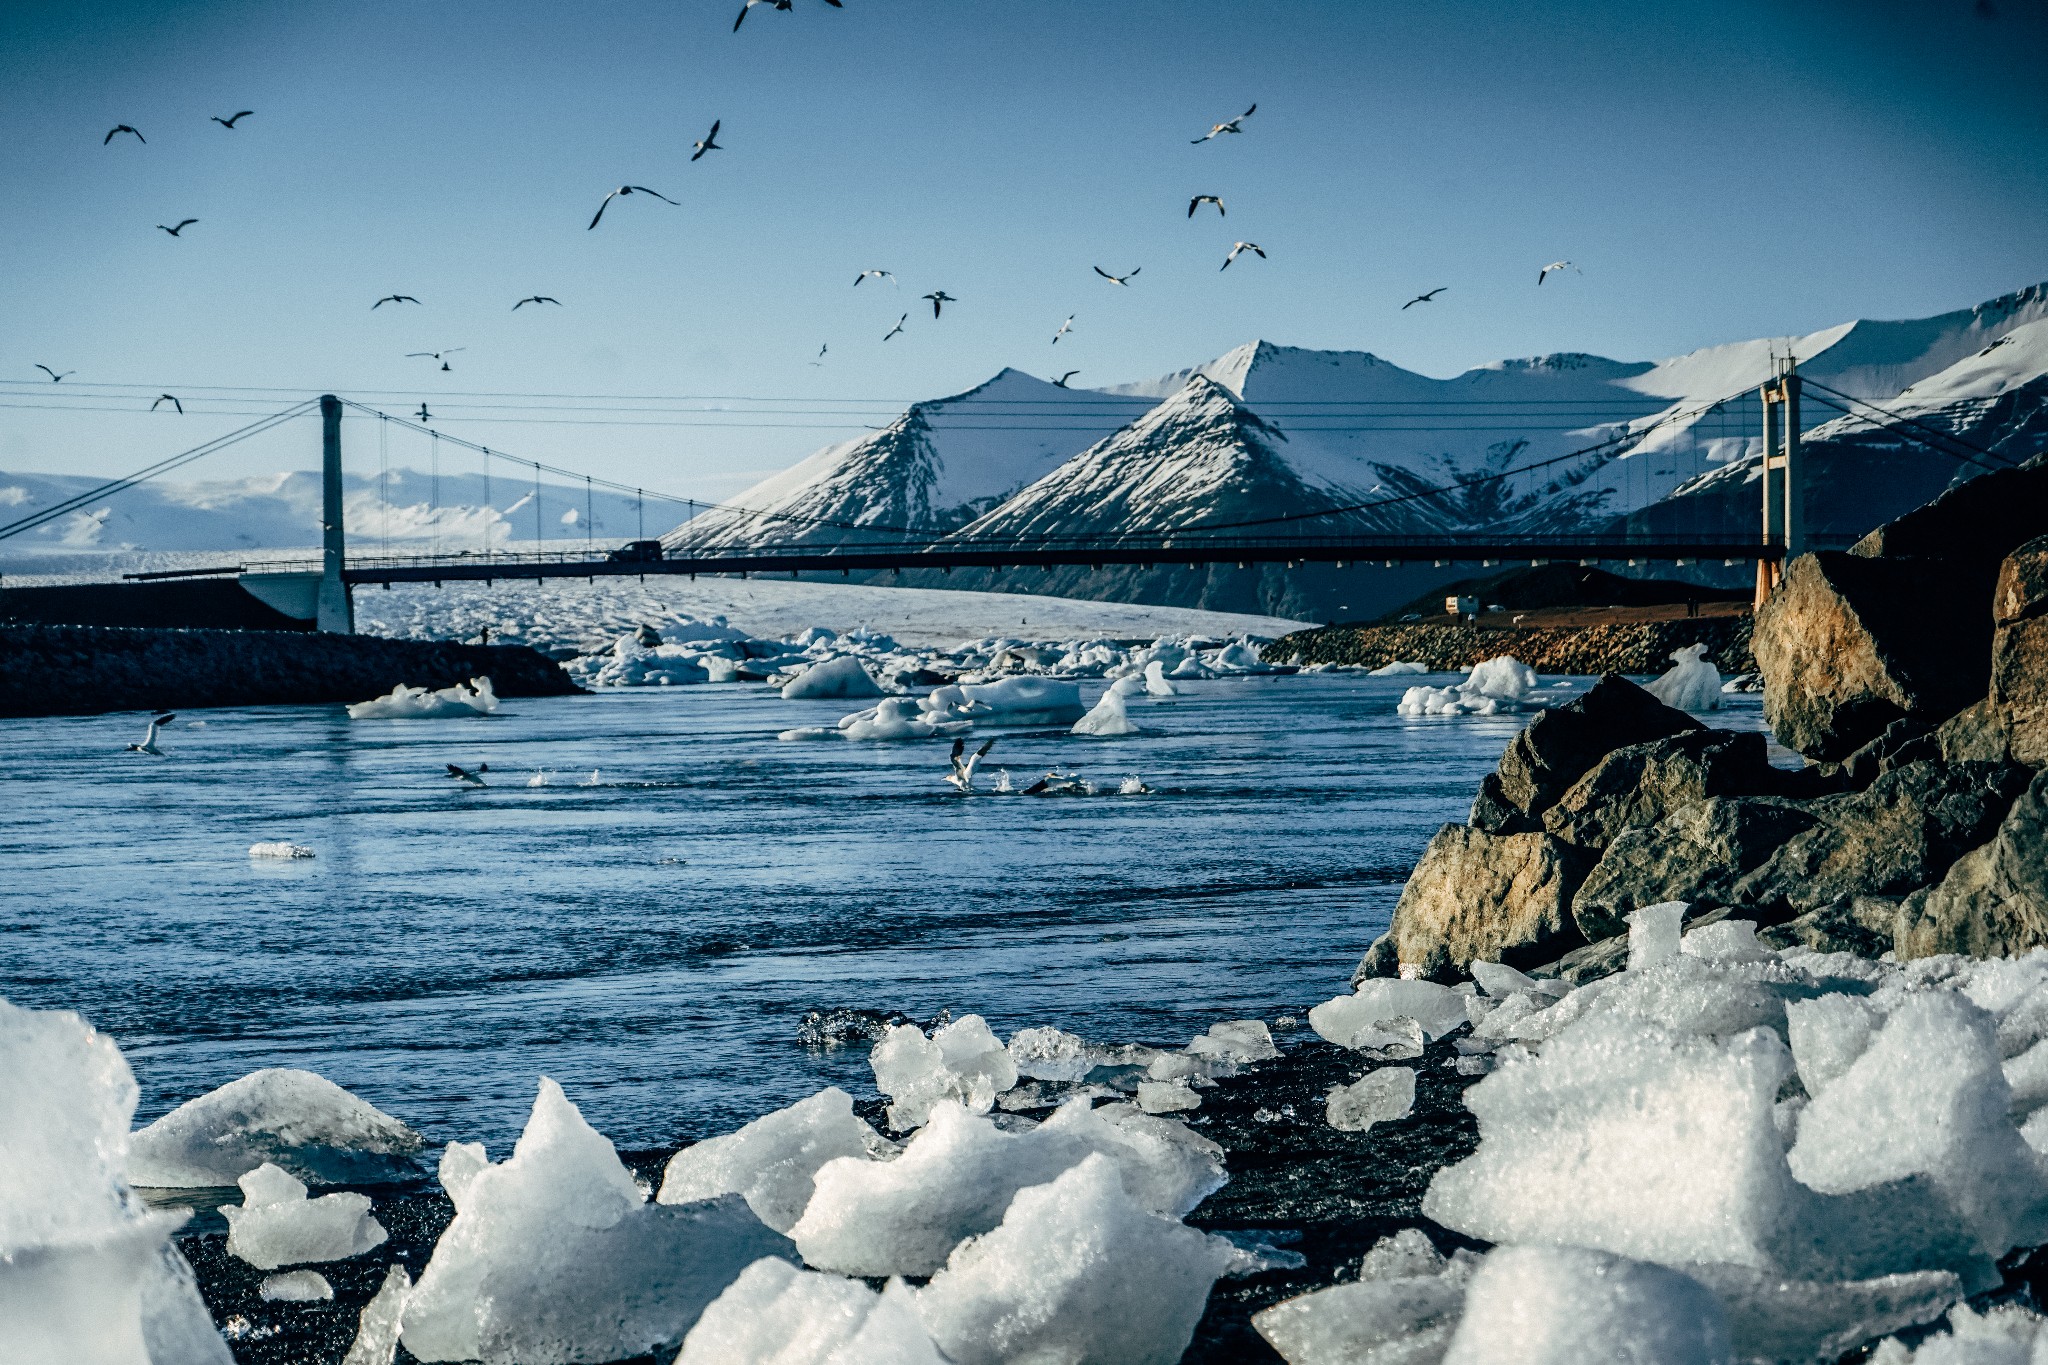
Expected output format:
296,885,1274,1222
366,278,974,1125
1754,364,1804,609
317,394,354,633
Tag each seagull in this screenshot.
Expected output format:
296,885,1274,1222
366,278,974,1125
1187,194,1225,217
151,394,183,413
446,762,489,787
691,120,723,161
1191,104,1255,143
883,313,908,341
1220,241,1266,270
923,291,956,318
1093,266,1140,287
372,295,420,308
156,219,198,237
817,342,828,358
1402,287,1447,309
944,738,996,793
734,0,840,30
126,713,175,756
513,296,561,309
34,365,72,382
854,269,895,287
1052,370,1079,388
415,403,432,421
1021,769,1088,796
406,348,465,371
1052,315,1074,344
1537,260,1579,286
211,110,254,128
588,185,679,229
104,124,145,145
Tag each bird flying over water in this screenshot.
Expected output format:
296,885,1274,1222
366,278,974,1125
1537,260,1579,286
1052,315,1074,344
211,111,254,129
151,394,183,413
691,120,723,161
1402,287,1447,309
588,185,679,229
104,124,144,145
734,0,840,30
373,295,420,308
923,291,956,318
157,219,198,237
883,312,907,340
945,738,996,794
1220,241,1265,270
854,269,895,287
1191,105,1255,143
34,365,72,382
1093,266,1140,287
406,348,465,371
1052,370,1078,388
446,762,489,787
127,714,175,756
513,296,561,309
1187,194,1225,217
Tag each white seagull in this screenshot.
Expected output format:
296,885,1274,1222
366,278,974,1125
944,737,996,793
883,312,908,341
1220,241,1266,271
1052,315,1074,344
690,119,723,161
1093,266,1140,287
1187,194,1225,218
127,713,175,756
1191,104,1255,143
854,269,895,287
406,348,465,371
588,185,680,229
1537,260,1579,286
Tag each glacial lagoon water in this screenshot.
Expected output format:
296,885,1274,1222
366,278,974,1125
0,674,1770,1152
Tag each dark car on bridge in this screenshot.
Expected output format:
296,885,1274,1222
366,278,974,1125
607,540,666,564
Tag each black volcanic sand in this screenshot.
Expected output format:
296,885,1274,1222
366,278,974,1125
176,1036,1484,1365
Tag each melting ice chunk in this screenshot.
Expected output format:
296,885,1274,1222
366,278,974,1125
128,1068,423,1187
656,1088,889,1233
675,1258,947,1364
223,1162,387,1270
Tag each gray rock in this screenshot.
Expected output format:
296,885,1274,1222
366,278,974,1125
1491,675,1702,820
1572,796,1818,942
1896,770,2048,960
1758,896,1901,958
1354,824,1590,984
1938,699,2013,765
1469,772,1539,835
1993,617,2048,768
1542,729,1779,852
1833,718,1940,790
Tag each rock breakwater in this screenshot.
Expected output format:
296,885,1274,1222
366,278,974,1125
1266,616,1755,676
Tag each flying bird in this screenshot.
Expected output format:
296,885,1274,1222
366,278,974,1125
372,295,420,308
446,762,489,787
944,738,996,794
156,219,198,237
1537,260,1579,286
406,348,465,371
127,714,175,756
854,269,895,287
734,0,840,30
883,313,908,341
150,394,183,413
923,291,956,318
34,365,72,382
513,296,561,309
1220,241,1266,270
211,111,254,128
1093,266,1140,287
691,120,723,161
810,342,827,365
1402,287,1447,309
104,124,145,145
1187,194,1225,217
1052,371,1079,388
1191,104,1255,143
415,404,432,421
588,184,679,229
1052,315,1074,344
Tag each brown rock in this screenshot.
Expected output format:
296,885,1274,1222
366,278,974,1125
1571,796,1818,941
1543,729,1780,851
1492,675,1702,821
1995,535,2048,626
1758,896,1901,958
1896,771,2048,960
1994,617,2048,768
1938,699,2013,765
1354,825,1590,983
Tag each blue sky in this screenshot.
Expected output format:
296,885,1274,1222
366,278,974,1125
2,0,2044,503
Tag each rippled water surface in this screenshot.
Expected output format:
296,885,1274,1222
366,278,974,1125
0,675,1768,1149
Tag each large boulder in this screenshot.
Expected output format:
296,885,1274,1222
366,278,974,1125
1570,796,1818,942
1541,730,1781,852
1354,825,1590,983
1490,676,1702,822
1896,770,2048,959
1851,451,2048,577
1996,534,2048,628
1993,536,2048,767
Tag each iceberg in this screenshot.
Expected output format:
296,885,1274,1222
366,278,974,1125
128,1068,423,1187
1071,687,1141,736
1644,642,1724,712
346,676,499,719
1396,655,1537,716
781,655,885,700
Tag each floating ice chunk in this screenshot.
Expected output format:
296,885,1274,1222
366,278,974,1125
1395,655,1536,716
675,1258,946,1365
1143,661,1178,695
1109,674,1147,697
1367,660,1428,676
1138,1080,1201,1113
1442,1246,1732,1365
1187,1019,1279,1063
340,1263,411,1365
1310,979,1468,1048
1628,900,1687,969
870,1015,1020,1131
1168,655,1210,680
259,1269,334,1302
346,676,498,719
955,675,1086,724
222,1162,387,1270
1687,1264,1960,1365
831,697,972,742
656,1088,887,1233
780,655,885,700
1006,1025,1104,1083
1252,1254,1465,1365
248,842,314,859
1786,994,1885,1098
1645,642,1724,712
916,1153,1236,1365
1327,1067,1417,1133
1072,687,1140,736
401,1078,794,1365
128,1068,423,1187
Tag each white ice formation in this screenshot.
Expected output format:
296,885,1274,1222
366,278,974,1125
781,654,886,700
247,842,315,859
1644,642,1724,712
655,1087,891,1233
258,1269,334,1302
127,1067,424,1187
869,1015,1020,1130
1396,655,1538,716
1367,660,1429,676
1309,979,1470,1050
1326,1066,1417,1133
1071,686,1140,736
345,676,498,719
222,1162,387,1270
675,1258,946,1365
341,1264,412,1365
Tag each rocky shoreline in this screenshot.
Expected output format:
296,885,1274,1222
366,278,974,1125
1266,615,1757,676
